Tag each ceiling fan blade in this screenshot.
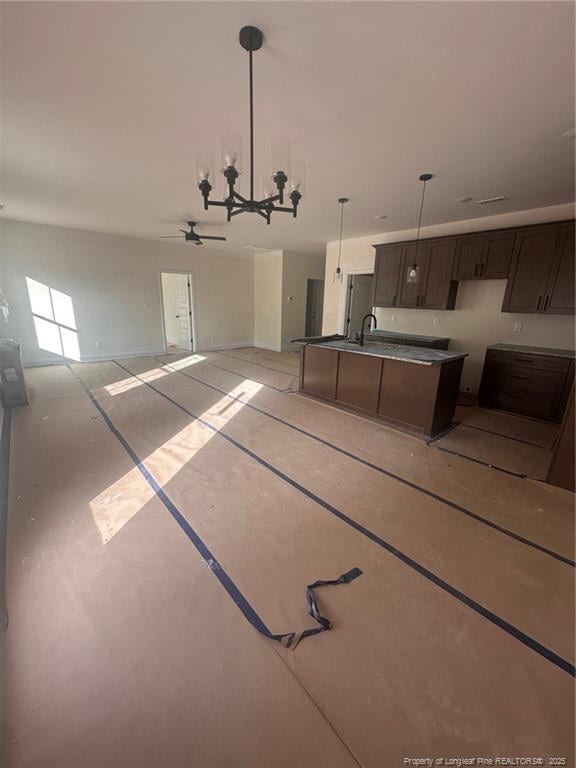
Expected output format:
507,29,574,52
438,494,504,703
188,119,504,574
195,240,203,245
200,235,227,241
158,236,184,239
179,229,189,235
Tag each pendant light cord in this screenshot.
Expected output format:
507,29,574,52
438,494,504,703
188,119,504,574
249,50,254,202
337,201,345,271
412,176,429,268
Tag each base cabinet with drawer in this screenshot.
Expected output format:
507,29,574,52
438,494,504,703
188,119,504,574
478,346,574,423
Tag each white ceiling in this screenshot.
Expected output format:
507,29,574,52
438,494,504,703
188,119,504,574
1,1,574,255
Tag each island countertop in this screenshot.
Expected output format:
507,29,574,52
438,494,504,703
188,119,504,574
365,329,450,346
309,339,467,366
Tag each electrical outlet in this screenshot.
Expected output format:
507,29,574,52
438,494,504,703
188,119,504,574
390,315,397,323
95,341,102,349
432,318,439,327
513,322,523,333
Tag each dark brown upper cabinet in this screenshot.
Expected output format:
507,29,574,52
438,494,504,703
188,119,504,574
502,224,565,313
372,244,402,307
420,239,458,309
482,231,515,278
543,223,575,315
398,243,427,308
373,220,574,314
396,241,457,310
453,234,485,280
452,231,515,280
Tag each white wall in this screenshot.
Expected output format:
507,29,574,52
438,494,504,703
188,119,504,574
0,219,254,366
281,251,325,351
253,251,283,351
322,203,575,391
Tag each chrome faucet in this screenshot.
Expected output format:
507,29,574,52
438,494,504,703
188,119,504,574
359,314,377,346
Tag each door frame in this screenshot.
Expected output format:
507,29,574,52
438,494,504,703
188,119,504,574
305,277,324,337
158,269,198,354
341,269,374,336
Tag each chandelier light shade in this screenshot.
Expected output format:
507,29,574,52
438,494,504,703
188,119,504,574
407,173,433,283
195,26,304,224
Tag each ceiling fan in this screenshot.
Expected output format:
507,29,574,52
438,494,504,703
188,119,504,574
158,221,226,245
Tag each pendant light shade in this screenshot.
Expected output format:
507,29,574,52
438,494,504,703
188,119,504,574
334,197,349,283
407,173,433,283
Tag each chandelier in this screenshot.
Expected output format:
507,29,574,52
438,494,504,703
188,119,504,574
195,26,305,225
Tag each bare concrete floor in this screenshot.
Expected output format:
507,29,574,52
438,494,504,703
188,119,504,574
2,348,574,767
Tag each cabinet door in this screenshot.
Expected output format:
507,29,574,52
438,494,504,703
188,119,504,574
336,351,382,412
481,231,515,279
544,223,575,314
398,243,426,307
502,225,559,313
301,346,339,400
453,235,484,280
420,239,456,309
373,245,402,307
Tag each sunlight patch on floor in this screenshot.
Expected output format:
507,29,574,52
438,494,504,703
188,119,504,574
90,369,261,544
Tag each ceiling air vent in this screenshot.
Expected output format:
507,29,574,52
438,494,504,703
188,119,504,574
476,196,508,205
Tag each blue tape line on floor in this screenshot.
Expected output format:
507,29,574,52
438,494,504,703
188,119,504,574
112,359,575,678
68,365,359,649
433,445,528,478
154,357,574,568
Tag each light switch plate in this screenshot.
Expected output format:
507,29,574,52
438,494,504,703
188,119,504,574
432,318,439,327
513,322,523,333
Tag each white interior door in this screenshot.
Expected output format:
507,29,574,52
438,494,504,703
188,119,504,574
161,272,193,352
175,281,192,350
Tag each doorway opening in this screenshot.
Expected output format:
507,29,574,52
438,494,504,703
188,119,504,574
344,272,374,339
305,279,324,337
160,271,195,354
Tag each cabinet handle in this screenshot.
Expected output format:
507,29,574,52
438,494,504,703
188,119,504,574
474,263,478,277
543,295,550,311
480,262,485,277
392,294,397,306
511,375,530,381
536,295,542,311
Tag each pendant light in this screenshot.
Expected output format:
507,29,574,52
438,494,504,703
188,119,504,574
407,173,433,283
334,197,349,283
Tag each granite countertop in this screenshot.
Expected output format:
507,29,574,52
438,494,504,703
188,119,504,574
311,339,467,366
365,329,450,344
489,343,576,359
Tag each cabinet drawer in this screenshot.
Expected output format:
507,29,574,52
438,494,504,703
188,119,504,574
485,350,571,373
486,390,559,422
482,368,564,398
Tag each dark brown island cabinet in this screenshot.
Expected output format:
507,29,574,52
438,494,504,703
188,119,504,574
372,219,575,314
300,340,466,438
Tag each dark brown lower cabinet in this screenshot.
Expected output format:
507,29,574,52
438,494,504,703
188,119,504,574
547,385,575,492
479,348,574,423
336,351,382,412
301,345,339,400
378,358,463,435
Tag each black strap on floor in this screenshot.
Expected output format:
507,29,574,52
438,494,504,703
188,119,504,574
274,567,363,649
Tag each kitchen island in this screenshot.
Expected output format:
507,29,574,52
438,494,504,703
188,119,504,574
299,339,467,438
